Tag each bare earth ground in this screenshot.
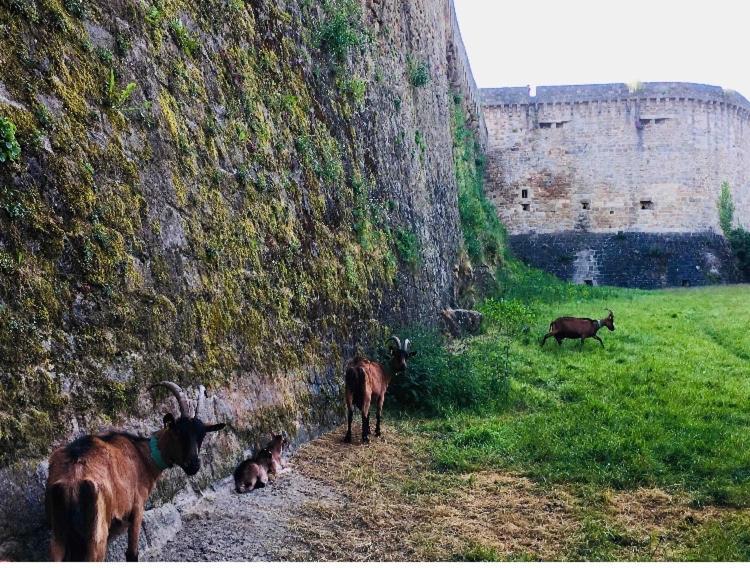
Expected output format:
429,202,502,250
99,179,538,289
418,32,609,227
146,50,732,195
146,423,730,561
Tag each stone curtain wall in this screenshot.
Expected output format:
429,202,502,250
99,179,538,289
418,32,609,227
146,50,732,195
444,0,487,150
0,0,482,559
480,82,750,286
509,232,736,289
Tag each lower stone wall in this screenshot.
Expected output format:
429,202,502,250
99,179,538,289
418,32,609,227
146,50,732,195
509,232,737,288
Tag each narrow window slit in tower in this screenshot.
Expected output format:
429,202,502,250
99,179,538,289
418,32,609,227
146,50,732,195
521,189,528,199
640,200,654,210
539,122,552,129
581,201,590,210
522,203,530,211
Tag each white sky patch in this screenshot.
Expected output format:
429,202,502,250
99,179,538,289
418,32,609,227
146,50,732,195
454,0,750,98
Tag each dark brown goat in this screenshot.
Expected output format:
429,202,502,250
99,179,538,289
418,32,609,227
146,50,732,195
344,336,416,444
541,309,615,348
45,382,225,561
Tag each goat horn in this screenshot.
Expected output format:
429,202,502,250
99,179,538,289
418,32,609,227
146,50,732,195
385,335,402,350
606,308,613,316
404,338,411,352
149,381,190,417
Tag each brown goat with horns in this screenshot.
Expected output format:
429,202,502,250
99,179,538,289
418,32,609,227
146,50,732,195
344,335,416,444
45,382,225,562
541,309,615,348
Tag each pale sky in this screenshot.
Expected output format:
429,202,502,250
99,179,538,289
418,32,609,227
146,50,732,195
454,0,750,98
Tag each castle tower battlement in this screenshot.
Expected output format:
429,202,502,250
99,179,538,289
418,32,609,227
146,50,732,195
481,82,748,287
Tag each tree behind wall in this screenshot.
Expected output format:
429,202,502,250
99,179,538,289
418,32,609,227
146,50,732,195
717,182,750,280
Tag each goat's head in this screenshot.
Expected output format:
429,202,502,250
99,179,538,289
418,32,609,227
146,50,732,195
385,335,417,372
602,309,615,331
270,433,289,453
150,382,226,476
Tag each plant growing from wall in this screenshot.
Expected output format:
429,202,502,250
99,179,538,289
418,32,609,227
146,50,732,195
169,19,200,56
316,0,367,63
63,0,86,18
451,94,505,268
104,69,137,110
408,57,430,88
395,228,422,272
0,117,21,163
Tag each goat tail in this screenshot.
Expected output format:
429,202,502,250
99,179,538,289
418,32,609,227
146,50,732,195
47,480,98,561
345,366,366,409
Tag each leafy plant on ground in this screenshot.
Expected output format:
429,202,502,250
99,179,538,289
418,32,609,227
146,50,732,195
387,325,511,416
0,117,21,163
727,227,750,280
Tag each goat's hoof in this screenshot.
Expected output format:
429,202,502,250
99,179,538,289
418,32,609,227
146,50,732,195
362,437,370,444
125,551,138,562
343,435,352,443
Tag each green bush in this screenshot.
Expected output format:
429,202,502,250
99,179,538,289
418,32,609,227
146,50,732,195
408,57,430,88
169,19,200,56
716,182,750,281
728,227,750,280
395,229,421,272
9,0,39,22
338,76,366,105
387,327,511,415
0,117,21,163
63,0,86,18
316,0,367,63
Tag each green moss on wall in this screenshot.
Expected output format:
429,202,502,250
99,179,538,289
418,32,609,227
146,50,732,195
0,0,433,466
452,94,506,269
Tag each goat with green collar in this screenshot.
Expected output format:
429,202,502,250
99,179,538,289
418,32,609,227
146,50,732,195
45,382,225,562
541,309,615,348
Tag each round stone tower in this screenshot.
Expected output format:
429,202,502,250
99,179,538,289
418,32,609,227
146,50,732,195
481,82,749,287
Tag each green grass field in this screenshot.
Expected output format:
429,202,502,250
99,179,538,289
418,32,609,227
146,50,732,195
388,267,750,559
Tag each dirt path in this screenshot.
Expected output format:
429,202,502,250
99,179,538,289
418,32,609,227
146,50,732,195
145,424,580,561
145,424,730,561
144,469,343,561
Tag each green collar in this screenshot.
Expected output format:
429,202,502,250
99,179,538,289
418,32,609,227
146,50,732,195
149,436,170,471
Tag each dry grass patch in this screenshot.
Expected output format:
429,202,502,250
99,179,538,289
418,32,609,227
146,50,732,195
288,423,581,560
